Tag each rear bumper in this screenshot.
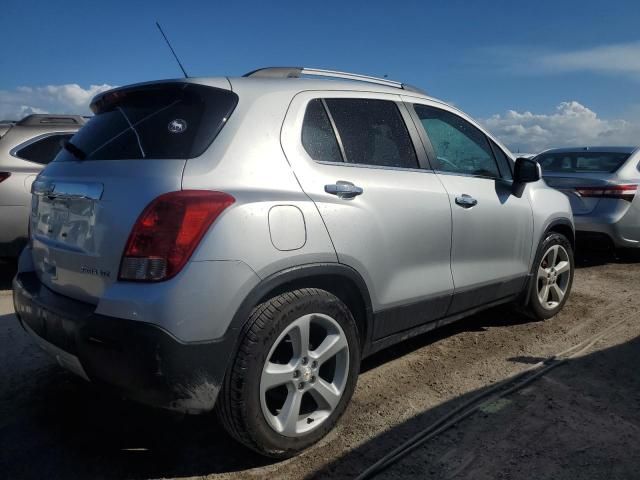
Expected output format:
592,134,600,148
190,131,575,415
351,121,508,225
573,197,640,248
575,216,640,248
13,271,236,413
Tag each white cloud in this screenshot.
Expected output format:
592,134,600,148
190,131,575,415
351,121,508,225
0,83,115,120
484,42,640,79
537,42,640,77
480,101,640,153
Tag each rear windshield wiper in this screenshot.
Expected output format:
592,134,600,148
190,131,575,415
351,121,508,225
61,140,87,161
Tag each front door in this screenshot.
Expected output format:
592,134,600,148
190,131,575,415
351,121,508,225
281,91,454,338
408,101,533,314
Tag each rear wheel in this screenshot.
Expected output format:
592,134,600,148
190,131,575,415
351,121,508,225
525,233,574,319
217,288,360,458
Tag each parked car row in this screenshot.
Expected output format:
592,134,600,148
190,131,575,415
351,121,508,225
0,114,85,257
4,67,632,458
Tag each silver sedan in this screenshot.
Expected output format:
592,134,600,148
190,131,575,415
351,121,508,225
536,147,640,251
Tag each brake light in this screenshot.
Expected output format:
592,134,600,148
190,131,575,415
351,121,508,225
119,191,235,281
575,184,637,202
0,172,10,183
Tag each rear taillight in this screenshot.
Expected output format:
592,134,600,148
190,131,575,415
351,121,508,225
0,172,10,183
119,190,235,281
575,184,637,202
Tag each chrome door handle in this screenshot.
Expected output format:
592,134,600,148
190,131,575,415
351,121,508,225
325,181,363,199
455,194,478,208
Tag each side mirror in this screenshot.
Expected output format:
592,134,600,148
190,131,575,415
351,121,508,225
513,157,541,183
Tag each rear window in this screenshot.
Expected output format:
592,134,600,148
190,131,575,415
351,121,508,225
325,98,418,169
55,83,238,162
536,152,630,173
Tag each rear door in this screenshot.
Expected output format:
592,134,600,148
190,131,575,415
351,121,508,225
281,91,454,339
30,81,238,303
407,101,533,314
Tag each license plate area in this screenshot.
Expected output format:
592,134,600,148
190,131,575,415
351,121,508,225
34,195,96,246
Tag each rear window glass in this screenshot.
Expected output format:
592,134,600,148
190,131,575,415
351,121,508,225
55,83,238,162
536,152,630,173
325,98,418,169
15,133,73,165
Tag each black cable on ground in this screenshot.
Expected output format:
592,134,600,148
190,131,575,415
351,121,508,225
355,315,636,480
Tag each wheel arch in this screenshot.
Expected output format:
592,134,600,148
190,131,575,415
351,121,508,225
521,217,575,308
229,263,374,354
545,218,575,250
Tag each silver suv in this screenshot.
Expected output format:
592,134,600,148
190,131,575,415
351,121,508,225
13,68,575,458
0,114,85,257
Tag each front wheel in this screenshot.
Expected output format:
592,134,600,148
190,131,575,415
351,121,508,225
525,233,574,320
217,288,360,458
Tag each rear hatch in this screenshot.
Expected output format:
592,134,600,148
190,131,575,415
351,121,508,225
30,81,238,303
538,150,631,215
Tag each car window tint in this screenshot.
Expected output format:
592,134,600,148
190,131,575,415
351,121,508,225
413,104,500,178
55,83,238,162
325,99,418,169
536,152,630,173
15,133,73,165
301,99,343,162
489,139,513,180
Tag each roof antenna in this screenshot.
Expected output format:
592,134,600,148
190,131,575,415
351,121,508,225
155,21,189,78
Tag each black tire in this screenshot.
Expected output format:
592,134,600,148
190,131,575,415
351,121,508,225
217,288,361,458
524,232,575,320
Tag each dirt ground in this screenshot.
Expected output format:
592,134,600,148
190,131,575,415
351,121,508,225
0,250,639,480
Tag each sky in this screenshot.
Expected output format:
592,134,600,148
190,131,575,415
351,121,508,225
2,0,640,153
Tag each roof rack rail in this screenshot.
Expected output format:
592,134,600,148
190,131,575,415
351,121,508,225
16,114,87,127
243,67,427,95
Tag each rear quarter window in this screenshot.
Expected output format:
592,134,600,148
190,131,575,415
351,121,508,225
13,133,73,165
55,83,238,162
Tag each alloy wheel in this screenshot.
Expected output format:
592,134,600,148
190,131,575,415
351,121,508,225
260,313,350,437
537,244,571,310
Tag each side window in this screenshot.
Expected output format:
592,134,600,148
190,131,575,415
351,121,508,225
489,139,513,180
301,99,343,163
14,133,73,165
413,105,500,178
540,155,570,171
325,98,418,169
